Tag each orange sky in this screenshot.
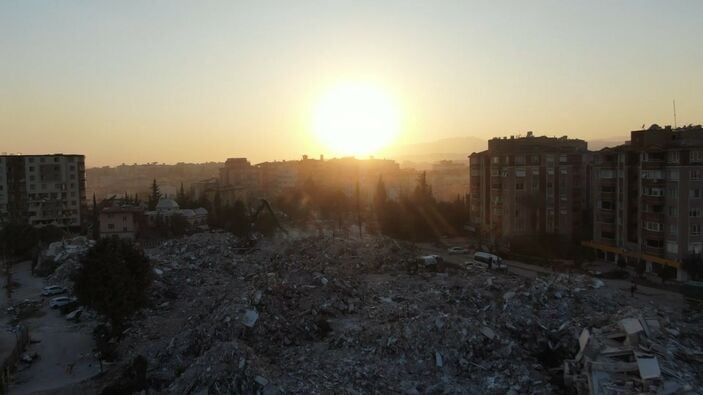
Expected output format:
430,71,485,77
2,1,702,166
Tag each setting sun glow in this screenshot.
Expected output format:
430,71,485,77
312,82,401,156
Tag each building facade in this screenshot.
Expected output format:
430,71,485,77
0,154,86,228
469,133,589,242
100,206,143,240
587,124,703,280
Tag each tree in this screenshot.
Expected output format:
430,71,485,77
147,179,161,210
92,193,100,240
682,254,703,280
74,238,152,332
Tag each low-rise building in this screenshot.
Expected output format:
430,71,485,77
99,206,143,240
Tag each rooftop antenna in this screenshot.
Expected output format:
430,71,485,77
673,99,677,128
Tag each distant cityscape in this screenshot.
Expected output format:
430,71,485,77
1,124,702,282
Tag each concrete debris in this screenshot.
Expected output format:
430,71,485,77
480,327,496,340
37,236,96,282
564,312,701,394
79,232,702,394
241,309,259,328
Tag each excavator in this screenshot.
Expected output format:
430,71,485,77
235,198,287,252
249,198,288,236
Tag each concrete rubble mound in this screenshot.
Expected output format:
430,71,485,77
84,232,702,394
37,236,96,281
564,310,702,394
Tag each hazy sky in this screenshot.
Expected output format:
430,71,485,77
2,1,702,166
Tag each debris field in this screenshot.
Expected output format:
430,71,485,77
83,232,702,394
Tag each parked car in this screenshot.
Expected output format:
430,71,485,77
469,251,507,270
49,296,76,309
447,246,468,255
41,285,66,296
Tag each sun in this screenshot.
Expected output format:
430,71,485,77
312,81,401,156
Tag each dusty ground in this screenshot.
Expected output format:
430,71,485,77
1,261,99,395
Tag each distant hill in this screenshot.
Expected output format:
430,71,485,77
588,136,629,151
380,136,487,163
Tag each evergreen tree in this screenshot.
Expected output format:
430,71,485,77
147,179,161,210
74,238,152,332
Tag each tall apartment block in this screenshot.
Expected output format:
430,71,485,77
469,133,589,242
0,154,86,228
587,125,703,281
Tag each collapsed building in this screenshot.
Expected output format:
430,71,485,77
68,232,702,394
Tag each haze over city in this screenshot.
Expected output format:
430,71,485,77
2,1,703,166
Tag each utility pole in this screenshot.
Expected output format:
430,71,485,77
673,99,677,128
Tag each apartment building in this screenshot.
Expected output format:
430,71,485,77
587,124,703,280
0,154,86,228
427,160,469,202
469,132,589,242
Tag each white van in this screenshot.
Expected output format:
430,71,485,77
470,252,506,270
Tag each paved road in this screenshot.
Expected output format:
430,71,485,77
419,245,683,302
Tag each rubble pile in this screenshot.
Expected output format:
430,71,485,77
38,236,96,281
564,310,702,394
88,232,702,394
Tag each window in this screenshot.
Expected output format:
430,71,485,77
668,169,679,181
491,168,499,176
560,168,568,175
645,221,663,232
600,200,614,210
691,223,701,236
669,223,678,234
515,168,526,177
107,223,115,230
515,182,524,190
491,157,500,164
559,155,567,163
599,169,615,179
668,151,680,163
668,207,678,217
642,170,663,180
666,241,678,254
546,155,555,165
691,188,701,199
643,187,664,197
560,194,567,201
691,151,703,162
601,230,615,239
547,168,555,175
514,155,525,165
690,242,703,254
601,186,615,193
531,168,539,175
668,187,678,198
690,208,701,217
692,169,702,180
